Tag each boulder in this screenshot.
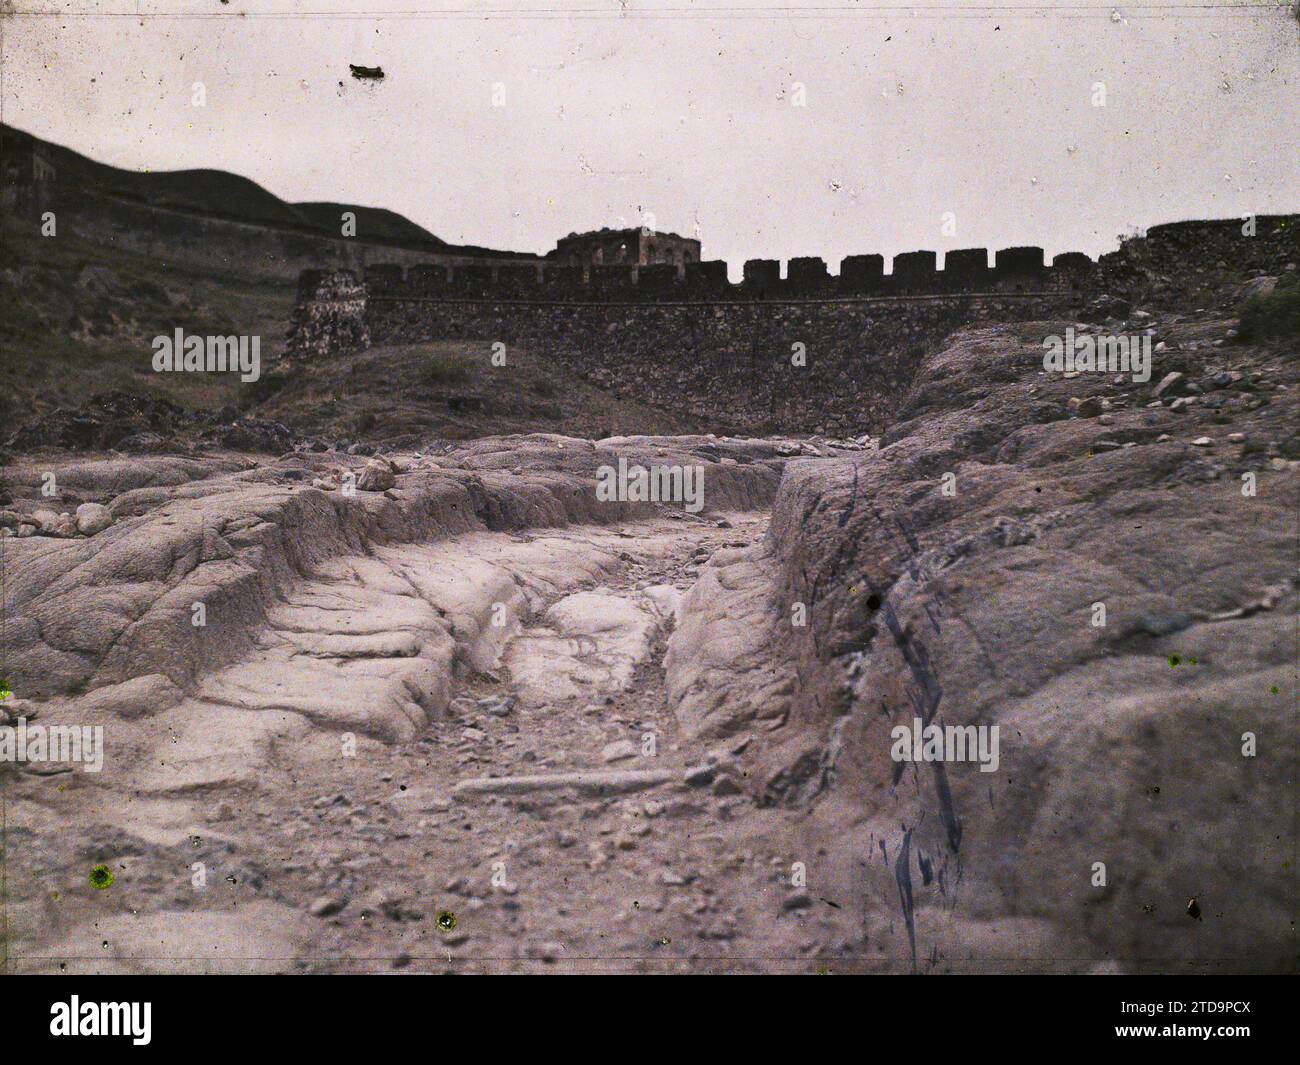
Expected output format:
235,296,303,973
75,502,113,536
356,460,396,493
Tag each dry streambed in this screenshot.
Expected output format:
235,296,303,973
3,437,853,972
5,315,1297,973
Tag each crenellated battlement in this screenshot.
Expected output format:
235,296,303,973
357,243,1081,301
285,213,1297,435
304,214,1296,310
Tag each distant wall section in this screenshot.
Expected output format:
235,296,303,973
366,292,1058,435
286,214,1300,436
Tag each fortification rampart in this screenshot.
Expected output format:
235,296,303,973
26,186,544,282
1093,215,1298,305
361,242,1078,301
356,214,1296,303
286,214,1298,435
366,292,1053,434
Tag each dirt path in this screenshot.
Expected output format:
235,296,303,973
10,509,858,973
280,510,852,972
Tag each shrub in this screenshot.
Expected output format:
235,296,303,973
426,353,471,386
1237,272,1300,342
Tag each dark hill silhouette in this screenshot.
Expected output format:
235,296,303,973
293,202,447,247
1,123,447,249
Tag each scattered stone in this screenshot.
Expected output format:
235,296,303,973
711,774,744,797
1237,275,1278,301
33,509,76,537
600,739,638,764
208,801,236,822
782,890,814,911
309,895,346,918
1129,612,1193,638
1153,372,1185,399
356,460,396,492
74,502,113,536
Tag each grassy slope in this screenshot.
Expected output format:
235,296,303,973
260,339,704,446
0,212,296,429
2,125,694,445
0,213,702,445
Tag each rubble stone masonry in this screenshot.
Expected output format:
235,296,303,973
288,215,1298,435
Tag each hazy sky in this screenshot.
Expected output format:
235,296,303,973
3,1,1298,273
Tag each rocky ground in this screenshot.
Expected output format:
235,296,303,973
1,434,866,972
711,312,1298,972
1,308,1296,974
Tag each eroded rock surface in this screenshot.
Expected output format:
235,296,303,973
2,435,810,972
662,316,1298,971
3,318,1296,972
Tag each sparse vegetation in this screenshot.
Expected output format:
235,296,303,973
1237,272,1300,342
255,340,702,447
0,213,295,436
425,352,472,386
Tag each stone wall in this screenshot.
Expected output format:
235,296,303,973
286,270,370,362
339,240,1078,435
365,292,1058,435
287,214,1300,435
1093,215,1298,308
363,243,1073,301
37,188,545,282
